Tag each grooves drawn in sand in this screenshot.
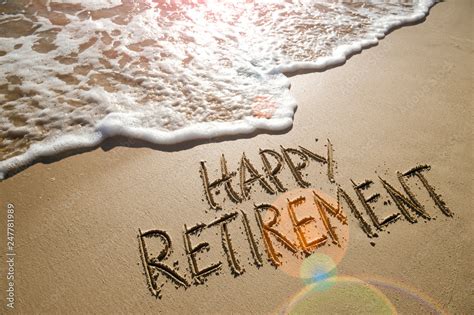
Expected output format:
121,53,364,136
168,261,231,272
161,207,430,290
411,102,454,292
139,139,453,298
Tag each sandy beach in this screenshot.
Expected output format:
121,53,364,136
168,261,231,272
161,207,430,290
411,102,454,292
1,0,473,314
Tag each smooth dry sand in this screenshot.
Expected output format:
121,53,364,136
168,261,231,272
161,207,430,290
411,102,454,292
1,1,473,314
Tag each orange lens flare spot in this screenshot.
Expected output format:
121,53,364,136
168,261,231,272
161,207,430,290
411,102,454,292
252,96,277,119
260,188,350,279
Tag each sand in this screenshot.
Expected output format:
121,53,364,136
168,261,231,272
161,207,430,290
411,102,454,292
1,0,473,314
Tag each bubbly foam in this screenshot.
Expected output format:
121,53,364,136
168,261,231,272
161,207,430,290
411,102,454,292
0,0,435,178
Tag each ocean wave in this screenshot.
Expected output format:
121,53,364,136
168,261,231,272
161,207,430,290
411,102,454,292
0,0,435,178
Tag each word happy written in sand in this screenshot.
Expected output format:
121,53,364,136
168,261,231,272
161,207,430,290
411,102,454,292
138,139,453,298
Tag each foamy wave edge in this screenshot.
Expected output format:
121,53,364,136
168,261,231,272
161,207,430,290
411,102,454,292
0,0,436,180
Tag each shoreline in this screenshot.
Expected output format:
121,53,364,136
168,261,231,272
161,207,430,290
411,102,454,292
0,0,438,180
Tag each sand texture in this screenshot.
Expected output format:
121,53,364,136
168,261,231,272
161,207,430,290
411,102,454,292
0,1,473,314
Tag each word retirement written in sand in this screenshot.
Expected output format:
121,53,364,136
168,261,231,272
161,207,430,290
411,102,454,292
138,139,453,298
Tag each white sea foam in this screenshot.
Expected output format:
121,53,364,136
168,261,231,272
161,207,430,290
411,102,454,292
0,0,436,178
52,0,122,11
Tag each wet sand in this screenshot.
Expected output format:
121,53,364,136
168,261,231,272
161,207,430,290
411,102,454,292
0,0,472,313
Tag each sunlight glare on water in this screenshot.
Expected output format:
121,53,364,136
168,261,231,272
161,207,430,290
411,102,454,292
0,0,434,177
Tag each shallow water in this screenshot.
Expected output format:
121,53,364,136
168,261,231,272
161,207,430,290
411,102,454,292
0,0,434,177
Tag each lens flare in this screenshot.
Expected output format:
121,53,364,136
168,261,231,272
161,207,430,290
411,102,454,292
281,276,397,315
356,275,448,315
262,188,349,279
300,253,337,291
